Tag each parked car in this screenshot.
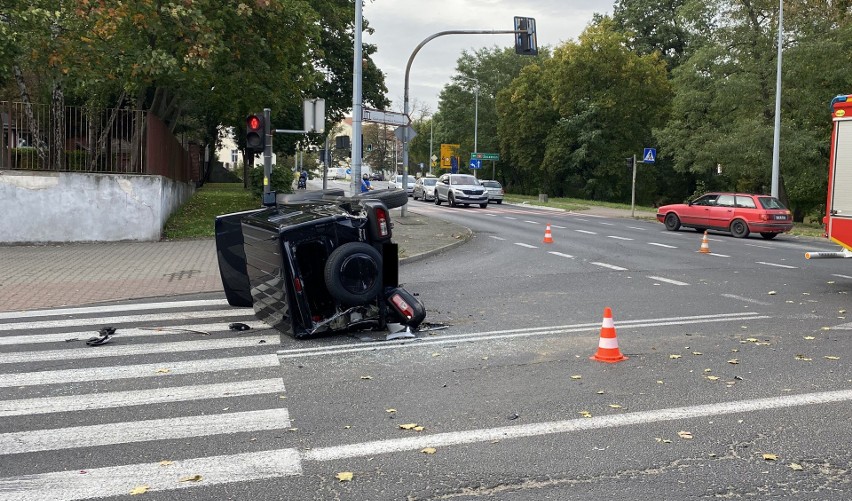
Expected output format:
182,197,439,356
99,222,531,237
215,188,425,340
656,192,793,239
413,177,438,201
389,174,417,196
434,174,489,208
370,171,385,181
479,180,504,204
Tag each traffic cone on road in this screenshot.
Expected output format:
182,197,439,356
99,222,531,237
543,224,554,244
590,307,627,363
699,230,711,254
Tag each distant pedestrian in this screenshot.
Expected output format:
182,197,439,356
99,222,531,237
361,173,373,193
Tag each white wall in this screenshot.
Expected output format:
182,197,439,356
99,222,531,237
0,170,195,243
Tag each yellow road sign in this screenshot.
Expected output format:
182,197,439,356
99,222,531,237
440,144,460,168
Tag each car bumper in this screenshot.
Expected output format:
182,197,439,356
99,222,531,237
748,222,793,233
454,195,488,204
655,213,665,223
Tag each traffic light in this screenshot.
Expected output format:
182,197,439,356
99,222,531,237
626,157,634,169
514,17,538,56
246,114,265,154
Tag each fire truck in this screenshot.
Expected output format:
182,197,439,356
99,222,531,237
805,94,852,260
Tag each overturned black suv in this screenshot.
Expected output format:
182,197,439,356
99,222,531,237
215,188,425,340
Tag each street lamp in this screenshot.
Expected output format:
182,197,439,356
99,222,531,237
457,75,479,173
771,0,783,198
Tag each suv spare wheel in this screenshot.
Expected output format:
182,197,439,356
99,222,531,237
324,242,383,305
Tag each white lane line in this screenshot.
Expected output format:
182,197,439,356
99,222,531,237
552,225,567,229
277,312,764,358
0,321,270,346
599,222,615,226
574,218,589,222
0,336,277,365
548,252,574,259
0,354,280,388
514,243,538,249
627,226,647,231
721,294,773,306
575,230,597,235
590,262,628,271
0,379,284,417
504,216,517,220
607,236,634,241
757,261,798,269
648,242,678,249
485,213,497,217
706,253,731,257
303,389,852,462
489,236,506,241
0,408,290,455
0,309,255,332
0,449,302,501
744,243,773,249
832,274,852,279
524,220,540,224
0,299,229,321
647,276,689,286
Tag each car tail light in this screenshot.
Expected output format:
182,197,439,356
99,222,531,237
375,207,390,238
389,292,414,320
760,214,769,221
293,277,303,293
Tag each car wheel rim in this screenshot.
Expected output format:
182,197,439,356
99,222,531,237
338,254,379,295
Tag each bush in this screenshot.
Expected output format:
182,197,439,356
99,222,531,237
249,165,294,198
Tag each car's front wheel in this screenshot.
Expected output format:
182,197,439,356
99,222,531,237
664,213,681,231
434,192,441,205
480,203,487,208
730,219,750,238
760,232,778,240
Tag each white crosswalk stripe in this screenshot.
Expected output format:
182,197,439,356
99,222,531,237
0,298,300,500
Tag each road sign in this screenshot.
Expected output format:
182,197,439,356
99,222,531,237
469,159,482,169
394,125,417,141
441,144,460,168
471,152,499,161
431,155,437,162
643,148,656,163
363,108,410,127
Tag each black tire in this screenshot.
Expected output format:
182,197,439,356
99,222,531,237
730,219,750,238
434,192,441,205
480,203,488,208
496,200,502,204
351,188,408,210
760,232,778,240
694,227,706,233
664,212,681,231
324,242,383,306
448,193,456,207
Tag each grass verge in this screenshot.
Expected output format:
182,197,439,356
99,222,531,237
163,183,258,240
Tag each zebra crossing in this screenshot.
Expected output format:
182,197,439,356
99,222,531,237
0,298,301,500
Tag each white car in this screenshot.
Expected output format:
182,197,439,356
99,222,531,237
413,177,438,201
389,174,417,196
434,174,488,208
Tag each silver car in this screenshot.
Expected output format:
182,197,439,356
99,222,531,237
413,177,438,201
479,180,504,204
389,174,417,196
434,174,488,208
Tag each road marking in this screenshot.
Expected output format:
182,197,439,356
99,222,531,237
832,274,852,279
721,294,773,306
514,243,538,249
575,230,597,235
647,276,689,286
489,236,506,241
705,253,731,257
627,226,647,231
524,220,540,224
0,336,278,365
277,312,766,359
756,261,798,269
0,449,302,501
302,389,852,462
0,321,269,346
744,243,773,249
0,379,284,417
0,309,255,332
648,242,677,249
0,408,290,455
599,222,614,226
590,262,628,271
548,252,574,259
0,299,230,321
504,216,517,220
0,354,281,388
552,225,567,229
574,218,589,222
607,236,633,241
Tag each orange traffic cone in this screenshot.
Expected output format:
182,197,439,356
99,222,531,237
590,307,627,363
543,224,554,244
699,230,710,254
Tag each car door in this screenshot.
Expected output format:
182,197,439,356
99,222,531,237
706,194,736,229
681,194,718,227
436,175,449,201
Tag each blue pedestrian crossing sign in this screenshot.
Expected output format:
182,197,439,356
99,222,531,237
469,158,482,169
643,148,656,163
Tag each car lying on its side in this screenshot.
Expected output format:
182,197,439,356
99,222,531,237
215,188,425,340
656,192,793,239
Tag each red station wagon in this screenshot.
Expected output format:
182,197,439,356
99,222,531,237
656,193,793,239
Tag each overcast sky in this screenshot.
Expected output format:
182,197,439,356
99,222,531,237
362,0,611,114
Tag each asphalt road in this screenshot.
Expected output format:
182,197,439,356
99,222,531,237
1,201,850,500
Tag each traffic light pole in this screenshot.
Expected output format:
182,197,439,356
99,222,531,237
262,107,274,206
402,28,527,217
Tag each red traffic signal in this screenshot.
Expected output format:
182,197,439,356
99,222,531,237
246,114,265,153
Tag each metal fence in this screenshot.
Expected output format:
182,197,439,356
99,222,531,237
1,101,146,174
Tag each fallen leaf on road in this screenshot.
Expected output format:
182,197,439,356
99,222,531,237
669,354,682,359
677,431,693,439
824,356,840,360
728,359,739,364
706,376,720,381
762,453,778,461
692,352,703,356
155,368,170,374
794,354,813,361
336,472,353,482
608,404,622,408
579,410,592,418
570,375,582,380
386,408,397,413
178,474,202,482
414,426,424,431
159,460,174,467
804,336,815,340
746,338,759,343
789,463,804,471
768,291,777,295
655,437,673,444
130,485,150,495
360,376,373,380
704,368,712,373
821,327,831,331
421,447,437,454
399,423,419,430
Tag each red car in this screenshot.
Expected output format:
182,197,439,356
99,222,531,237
656,192,793,239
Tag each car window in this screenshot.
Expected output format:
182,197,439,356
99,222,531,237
451,175,478,185
692,195,718,206
481,181,501,188
758,196,787,209
424,178,437,186
716,195,735,207
735,196,757,208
